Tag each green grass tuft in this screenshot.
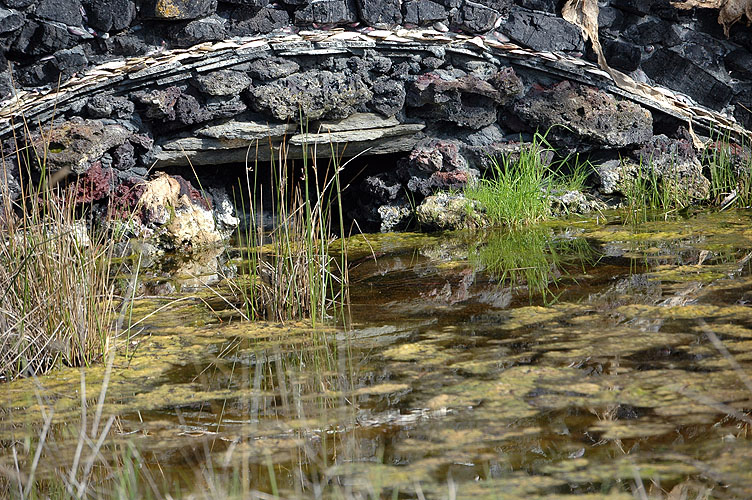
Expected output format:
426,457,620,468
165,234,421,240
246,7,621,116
464,132,591,227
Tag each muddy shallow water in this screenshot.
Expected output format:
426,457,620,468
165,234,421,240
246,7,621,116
4,210,752,498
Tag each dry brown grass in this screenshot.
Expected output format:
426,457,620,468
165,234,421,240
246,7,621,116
0,187,118,380
0,123,119,381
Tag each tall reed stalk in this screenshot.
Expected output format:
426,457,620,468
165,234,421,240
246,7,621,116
230,132,349,325
0,124,118,380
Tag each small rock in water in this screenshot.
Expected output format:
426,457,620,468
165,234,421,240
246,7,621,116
568,448,585,459
416,192,487,231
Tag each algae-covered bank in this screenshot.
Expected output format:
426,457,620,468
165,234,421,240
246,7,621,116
3,210,752,498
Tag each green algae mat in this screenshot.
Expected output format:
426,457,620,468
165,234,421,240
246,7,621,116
4,210,752,498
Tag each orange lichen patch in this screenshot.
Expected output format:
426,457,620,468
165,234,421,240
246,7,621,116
154,0,182,18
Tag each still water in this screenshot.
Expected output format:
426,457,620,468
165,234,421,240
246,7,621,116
3,210,752,498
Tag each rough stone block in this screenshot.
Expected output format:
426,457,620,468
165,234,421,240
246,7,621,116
624,18,671,45
514,0,557,13
35,0,82,26
407,67,522,129
603,38,641,72
243,6,289,32
82,0,137,32
250,69,373,121
355,0,402,27
726,48,752,80
642,49,733,109
12,21,73,56
169,15,226,47
514,81,653,150
294,0,358,25
247,56,299,80
403,0,447,25
452,0,505,33
0,8,24,34
1,0,34,8
192,69,251,95
370,77,406,117
499,7,584,52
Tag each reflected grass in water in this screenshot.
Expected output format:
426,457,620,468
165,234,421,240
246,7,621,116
469,226,596,300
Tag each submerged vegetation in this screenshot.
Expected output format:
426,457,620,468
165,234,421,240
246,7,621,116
5,116,752,499
4,211,752,498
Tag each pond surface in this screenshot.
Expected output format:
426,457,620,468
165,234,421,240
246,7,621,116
3,210,752,498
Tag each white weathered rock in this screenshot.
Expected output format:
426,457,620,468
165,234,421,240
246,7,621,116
138,174,225,249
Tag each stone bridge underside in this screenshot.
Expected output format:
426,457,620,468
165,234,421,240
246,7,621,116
2,1,752,231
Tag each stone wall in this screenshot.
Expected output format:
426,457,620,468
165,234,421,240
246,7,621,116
2,0,752,126
0,0,751,233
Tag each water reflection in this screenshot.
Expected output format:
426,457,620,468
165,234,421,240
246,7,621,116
3,211,752,498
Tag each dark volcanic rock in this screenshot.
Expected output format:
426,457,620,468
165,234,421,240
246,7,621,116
192,69,251,96
35,0,83,26
499,6,584,52
602,38,641,72
0,69,11,100
370,77,406,117
725,48,752,80
2,0,34,8
515,0,558,13
409,138,468,173
12,21,73,56
140,0,217,20
611,0,652,15
102,33,153,56
30,118,131,175
514,81,653,150
83,0,136,32
407,67,523,129
221,0,268,5
18,46,87,85
233,6,290,33
642,49,733,110
403,0,447,25
294,0,358,25
134,86,182,121
597,5,625,34
169,15,226,47
85,95,135,119
452,0,508,33
134,86,246,128
0,7,24,34
247,56,299,80
624,18,671,46
362,173,403,203
250,70,372,121
401,138,473,196
733,86,752,131
355,0,402,27
597,134,709,201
